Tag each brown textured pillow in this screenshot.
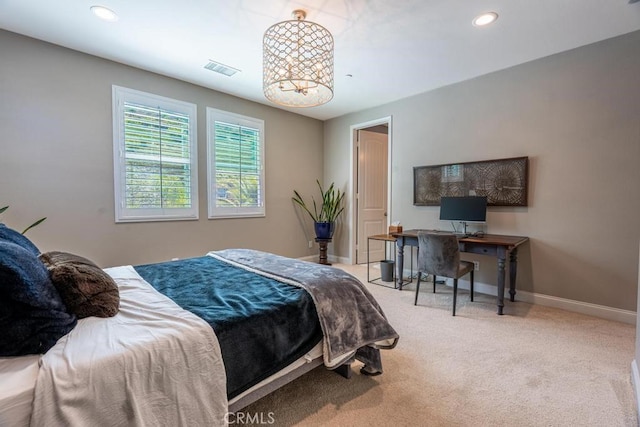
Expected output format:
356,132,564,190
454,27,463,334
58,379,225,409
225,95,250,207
39,251,120,318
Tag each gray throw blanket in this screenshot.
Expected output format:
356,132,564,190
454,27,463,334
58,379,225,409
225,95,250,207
208,249,399,373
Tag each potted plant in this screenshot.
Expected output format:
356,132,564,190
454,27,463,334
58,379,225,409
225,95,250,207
0,205,46,234
292,180,345,240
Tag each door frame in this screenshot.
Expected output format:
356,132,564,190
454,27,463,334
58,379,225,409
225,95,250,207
349,116,393,264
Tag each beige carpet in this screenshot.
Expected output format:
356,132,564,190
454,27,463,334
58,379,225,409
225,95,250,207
242,264,637,426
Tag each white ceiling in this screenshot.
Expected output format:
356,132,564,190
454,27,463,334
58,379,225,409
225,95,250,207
2,0,640,121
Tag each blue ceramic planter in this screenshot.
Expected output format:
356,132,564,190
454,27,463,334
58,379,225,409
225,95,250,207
314,222,335,240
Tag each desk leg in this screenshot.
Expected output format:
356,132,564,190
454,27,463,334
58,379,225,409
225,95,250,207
396,239,405,290
497,249,506,315
509,249,518,302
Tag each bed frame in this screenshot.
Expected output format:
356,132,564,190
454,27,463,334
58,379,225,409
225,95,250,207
228,359,351,412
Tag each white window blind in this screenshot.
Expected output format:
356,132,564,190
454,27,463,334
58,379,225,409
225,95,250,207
207,108,265,219
113,86,198,222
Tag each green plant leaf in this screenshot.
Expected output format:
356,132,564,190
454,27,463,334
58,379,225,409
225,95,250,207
292,181,345,224
292,190,319,221
0,205,46,234
22,217,46,235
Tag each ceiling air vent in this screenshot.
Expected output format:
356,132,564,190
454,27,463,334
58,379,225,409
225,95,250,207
204,60,240,77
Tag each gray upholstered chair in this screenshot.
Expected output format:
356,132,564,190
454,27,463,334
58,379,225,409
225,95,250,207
414,231,474,316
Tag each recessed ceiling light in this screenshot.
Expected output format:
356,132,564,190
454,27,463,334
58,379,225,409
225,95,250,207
90,5,119,22
473,12,498,27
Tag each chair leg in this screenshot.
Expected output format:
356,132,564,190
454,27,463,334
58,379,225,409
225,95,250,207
470,270,474,302
433,275,437,293
452,278,458,316
414,272,422,305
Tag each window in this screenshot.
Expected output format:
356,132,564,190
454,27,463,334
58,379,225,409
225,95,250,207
112,86,198,222
207,108,265,219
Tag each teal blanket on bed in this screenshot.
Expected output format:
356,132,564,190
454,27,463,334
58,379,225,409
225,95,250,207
134,255,322,399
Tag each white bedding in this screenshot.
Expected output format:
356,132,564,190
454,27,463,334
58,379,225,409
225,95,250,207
0,355,40,426
0,262,338,426
28,265,228,427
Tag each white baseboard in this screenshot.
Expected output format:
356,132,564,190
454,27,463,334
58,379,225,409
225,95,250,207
435,278,636,324
515,289,636,324
331,255,350,264
632,359,640,425
300,258,637,325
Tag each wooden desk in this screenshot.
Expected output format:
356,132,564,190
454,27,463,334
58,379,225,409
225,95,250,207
392,230,529,315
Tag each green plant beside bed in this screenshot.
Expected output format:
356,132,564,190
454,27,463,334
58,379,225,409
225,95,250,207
292,180,345,240
292,180,345,223
0,205,46,234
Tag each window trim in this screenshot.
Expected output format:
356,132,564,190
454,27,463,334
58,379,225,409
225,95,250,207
206,107,265,219
112,85,198,223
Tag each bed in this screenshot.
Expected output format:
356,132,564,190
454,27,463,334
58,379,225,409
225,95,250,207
0,244,399,427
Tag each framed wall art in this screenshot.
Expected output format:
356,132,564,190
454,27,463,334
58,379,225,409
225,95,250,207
413,156,528,206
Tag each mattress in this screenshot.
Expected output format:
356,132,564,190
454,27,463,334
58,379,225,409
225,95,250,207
0,355,40,426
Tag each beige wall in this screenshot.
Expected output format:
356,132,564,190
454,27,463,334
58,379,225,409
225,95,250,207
2,28,639,312
0,30,324,267
325,31,640,311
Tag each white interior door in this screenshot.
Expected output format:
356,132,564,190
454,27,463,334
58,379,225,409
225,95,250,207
356,129,388,264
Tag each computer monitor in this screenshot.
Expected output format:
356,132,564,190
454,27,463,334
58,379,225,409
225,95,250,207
439,196,487,235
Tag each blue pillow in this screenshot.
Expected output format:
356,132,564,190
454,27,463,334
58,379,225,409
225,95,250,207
0,241,77,356
0,223,40,256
